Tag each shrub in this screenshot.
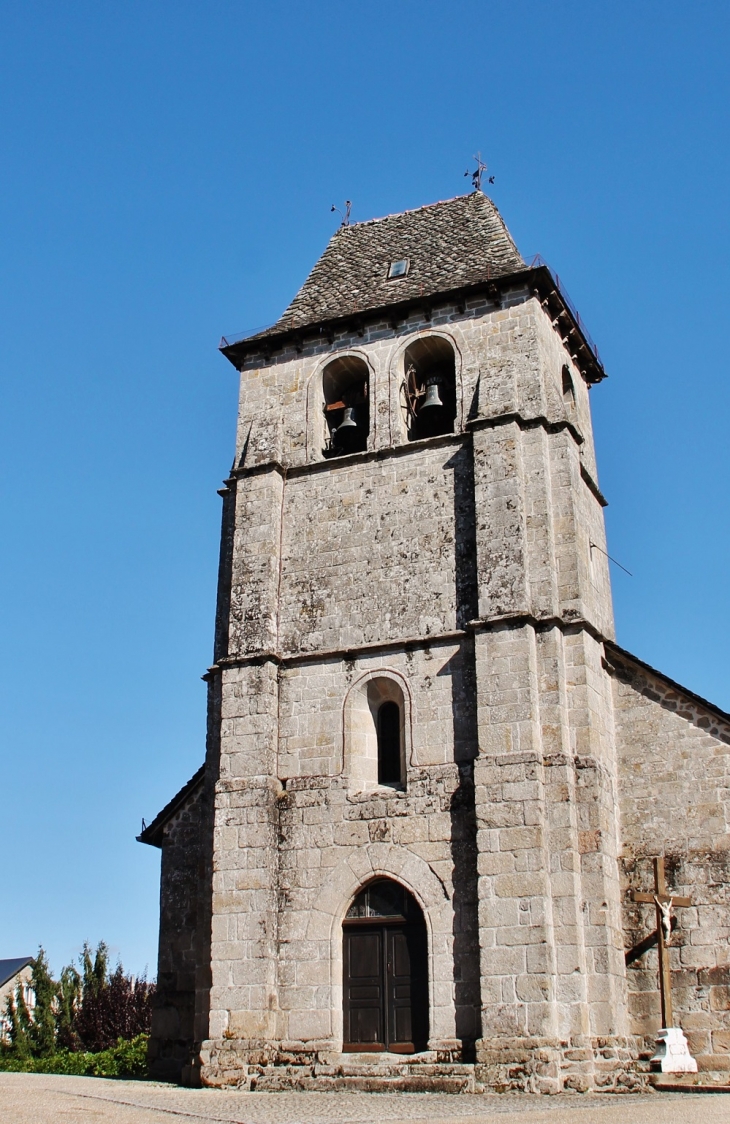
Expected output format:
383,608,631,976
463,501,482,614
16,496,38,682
73,949,153,1052
0,1034,149,1078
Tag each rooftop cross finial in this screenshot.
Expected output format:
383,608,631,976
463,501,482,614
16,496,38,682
464,152,494,192
331,200,352,227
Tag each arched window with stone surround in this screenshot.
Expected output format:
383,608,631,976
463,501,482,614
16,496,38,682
343,673,409,792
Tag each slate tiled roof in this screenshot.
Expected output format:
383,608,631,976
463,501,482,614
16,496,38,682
0,957,33,988
269,191,525,335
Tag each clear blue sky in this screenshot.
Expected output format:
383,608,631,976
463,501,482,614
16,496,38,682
2,2,728,977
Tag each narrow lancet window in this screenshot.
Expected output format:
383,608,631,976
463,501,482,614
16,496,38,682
377,701,402,786
562,364,575,408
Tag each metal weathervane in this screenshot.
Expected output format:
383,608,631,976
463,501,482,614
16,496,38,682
465,153,494,191
331,200,352,227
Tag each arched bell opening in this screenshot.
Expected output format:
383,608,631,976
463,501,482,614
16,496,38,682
322,355,370,457
403,336,456,440
342,879,428,1053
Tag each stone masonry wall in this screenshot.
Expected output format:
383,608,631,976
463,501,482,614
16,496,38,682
197,284,633,1090
150,782,204,1082
275,764,479,1051
228,295,613,655
472,623,633,1093
234,296,588,473
278,440,475,655
205,637,480,1058
608,647,730,1070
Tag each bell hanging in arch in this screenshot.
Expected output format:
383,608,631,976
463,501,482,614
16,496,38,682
333,406,360,449
336,406,358,432
420,377,444,411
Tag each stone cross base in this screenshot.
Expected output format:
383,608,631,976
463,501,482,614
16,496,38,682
651,1028,698,1073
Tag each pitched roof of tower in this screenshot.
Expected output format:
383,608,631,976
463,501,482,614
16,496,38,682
269,191,525,334
221,191,606,382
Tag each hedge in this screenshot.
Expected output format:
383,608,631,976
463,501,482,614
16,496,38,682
0,1033,148,1078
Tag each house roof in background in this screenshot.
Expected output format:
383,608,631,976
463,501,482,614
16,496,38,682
0,957,33,988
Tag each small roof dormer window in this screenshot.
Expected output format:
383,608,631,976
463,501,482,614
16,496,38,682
387,258,409,279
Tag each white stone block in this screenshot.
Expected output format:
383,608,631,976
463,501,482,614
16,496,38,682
651,1027,698,1073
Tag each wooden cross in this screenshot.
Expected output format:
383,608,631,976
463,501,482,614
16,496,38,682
631,857,691,1028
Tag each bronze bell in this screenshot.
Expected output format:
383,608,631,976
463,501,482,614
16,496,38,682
420,378,444,411
337,406,358,431
333,406,359,447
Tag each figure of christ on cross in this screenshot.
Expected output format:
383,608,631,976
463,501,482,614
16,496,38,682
630,857,691,1028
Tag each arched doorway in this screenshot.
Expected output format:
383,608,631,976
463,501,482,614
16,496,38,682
343,879,428,1053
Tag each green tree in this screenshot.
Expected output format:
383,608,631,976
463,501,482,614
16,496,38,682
81,941,108,1003
28,950,56,1057
2,940,154,1063
56,965,81,1050
3,983,32,1058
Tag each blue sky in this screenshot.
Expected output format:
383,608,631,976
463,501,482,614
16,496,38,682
1,2,728,976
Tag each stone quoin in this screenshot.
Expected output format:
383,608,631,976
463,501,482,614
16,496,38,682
138,192,730,1093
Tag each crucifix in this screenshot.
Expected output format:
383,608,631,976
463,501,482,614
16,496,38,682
630,857,691,1028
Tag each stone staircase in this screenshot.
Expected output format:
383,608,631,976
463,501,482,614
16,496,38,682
248,1053,476,1093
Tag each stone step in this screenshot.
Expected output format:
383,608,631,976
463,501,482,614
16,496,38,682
253,1072,475,1093
334,1062,475,1076
651,1073,730,1094
245,1061,476,1093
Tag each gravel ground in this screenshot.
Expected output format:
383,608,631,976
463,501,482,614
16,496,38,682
0,1074,728,1124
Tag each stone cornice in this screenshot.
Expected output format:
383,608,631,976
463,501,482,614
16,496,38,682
230,431,466,482
466,411,584,447
204,627,469,677
580,463,608,507
468,613,609,645
204,614,610,678
228,412,601,484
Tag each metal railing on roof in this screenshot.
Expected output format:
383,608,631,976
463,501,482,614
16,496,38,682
527,254,602,366
219,323,277,349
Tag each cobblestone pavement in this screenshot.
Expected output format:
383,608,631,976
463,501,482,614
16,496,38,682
0,1075,729,1124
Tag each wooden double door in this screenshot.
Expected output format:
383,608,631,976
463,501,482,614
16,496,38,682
343,920,428,1053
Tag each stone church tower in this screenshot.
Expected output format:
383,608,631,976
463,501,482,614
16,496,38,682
139,192,730,1092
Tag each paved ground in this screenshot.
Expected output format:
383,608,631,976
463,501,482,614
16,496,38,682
0,1075,728,1124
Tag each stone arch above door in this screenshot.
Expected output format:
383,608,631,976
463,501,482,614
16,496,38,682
305,844,456,1051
